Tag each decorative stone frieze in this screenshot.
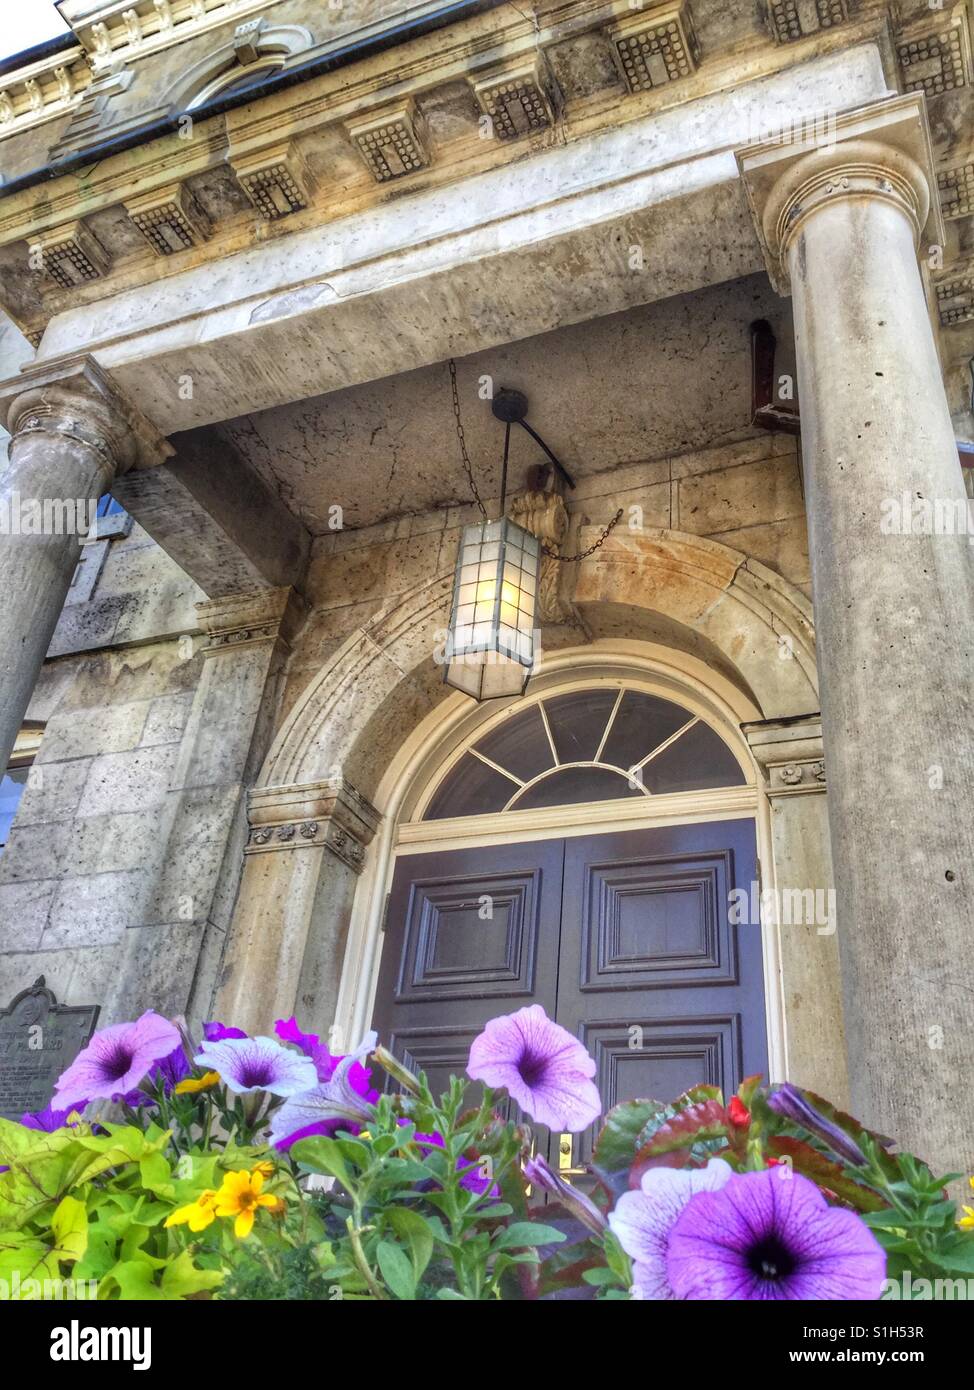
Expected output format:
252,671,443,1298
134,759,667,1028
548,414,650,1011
69,0,278,71
124,182,211,256
34,221,109,289
345,102,429,183
935,265,974,326
232,141,315,220
196,587,306,653
937,159,974,220
0,50,87,135
742,715,826,796
245,779,380,873
608,5,699,94
766,0,848,46
895,18,971,98
470,55,558,141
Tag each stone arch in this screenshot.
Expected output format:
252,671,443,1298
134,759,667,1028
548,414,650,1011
260,527,817,802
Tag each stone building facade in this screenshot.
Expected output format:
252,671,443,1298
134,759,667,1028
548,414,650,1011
0,1,972,1180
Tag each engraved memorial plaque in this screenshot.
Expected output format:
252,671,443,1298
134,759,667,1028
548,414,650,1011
0,977,100,1120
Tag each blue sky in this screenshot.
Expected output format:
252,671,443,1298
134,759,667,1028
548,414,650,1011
1,3,71,62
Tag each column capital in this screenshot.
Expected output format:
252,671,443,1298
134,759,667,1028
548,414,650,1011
0,355,171,480
245,778,381,873
742,714,826,796
196,585,308,652
737,93,943,293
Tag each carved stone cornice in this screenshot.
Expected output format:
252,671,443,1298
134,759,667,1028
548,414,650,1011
0,355,173,479
196,586,307,654
246,777,380,872
737,93,943,293
742,714,827,796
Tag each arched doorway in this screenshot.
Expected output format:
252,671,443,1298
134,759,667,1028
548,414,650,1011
369,669,770,1176
220,529,836,1106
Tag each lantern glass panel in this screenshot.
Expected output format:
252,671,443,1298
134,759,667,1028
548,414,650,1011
444,518,539,700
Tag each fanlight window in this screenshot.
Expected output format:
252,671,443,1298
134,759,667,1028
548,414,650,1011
423,688,746,821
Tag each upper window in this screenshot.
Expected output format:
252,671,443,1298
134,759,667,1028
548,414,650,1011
0,765,28,849
423,687,746,820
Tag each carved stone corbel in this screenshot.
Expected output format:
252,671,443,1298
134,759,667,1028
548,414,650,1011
507,486,572,622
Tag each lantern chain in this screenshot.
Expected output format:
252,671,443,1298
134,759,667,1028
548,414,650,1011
542,508,624,562
449,359,489,521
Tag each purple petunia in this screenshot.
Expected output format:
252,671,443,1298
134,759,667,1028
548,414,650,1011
608,1158,734,1299
203,1021,248,1042
193,1035,318,1097
466,1005,601,1133
666,1167,887,1300
524,1152,608,1236
766,1083,868,1168
269,1033,378,1149
21,1102,87,1132
53,1011,182,1109
274,1017,342,1083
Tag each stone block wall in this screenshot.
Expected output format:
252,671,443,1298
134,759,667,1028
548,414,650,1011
0,522,209,1023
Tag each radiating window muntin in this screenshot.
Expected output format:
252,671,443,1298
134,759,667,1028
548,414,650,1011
423,686,746,821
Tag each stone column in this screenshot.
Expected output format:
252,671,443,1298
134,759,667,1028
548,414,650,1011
0,359,169,772
744,715,848,1110
740,96,974,1174
215,779,380,1036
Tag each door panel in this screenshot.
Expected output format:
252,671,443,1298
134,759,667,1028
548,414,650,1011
372,839,565,1090
558,820,766,1167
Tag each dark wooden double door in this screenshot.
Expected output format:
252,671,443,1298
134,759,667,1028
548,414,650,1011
373,820,767,1171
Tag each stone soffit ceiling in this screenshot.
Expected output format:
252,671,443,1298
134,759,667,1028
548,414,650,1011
209,273,795,534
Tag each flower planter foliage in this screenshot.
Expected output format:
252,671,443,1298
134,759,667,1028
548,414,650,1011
0,1005,972,1301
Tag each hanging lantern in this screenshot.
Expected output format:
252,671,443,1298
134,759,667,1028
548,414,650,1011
444,517,540,699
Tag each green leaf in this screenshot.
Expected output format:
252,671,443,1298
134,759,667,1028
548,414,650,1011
102,1259,169,1301
0,1229,62,1293
376,1240,416,1300
138,1150,174,1198
925,1234,974,1275
291,1137,357,1191
494,1222,567,1250
592,1100,668,1178
387,1208,434,1286
50,1195,88,1265
634,1100,730,1160
160,1249,223,1299
767,1137,888,1213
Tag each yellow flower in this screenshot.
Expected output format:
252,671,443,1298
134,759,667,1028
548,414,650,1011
253,1160,275,1179
213,1168,281,1239
165,1190,218,1232
959,1206,974,1230
174,1070,220,1095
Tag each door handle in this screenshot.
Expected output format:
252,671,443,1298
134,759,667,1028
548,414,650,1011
558,1132,586,1179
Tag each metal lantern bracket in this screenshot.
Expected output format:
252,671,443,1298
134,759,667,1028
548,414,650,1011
448,360,623,559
